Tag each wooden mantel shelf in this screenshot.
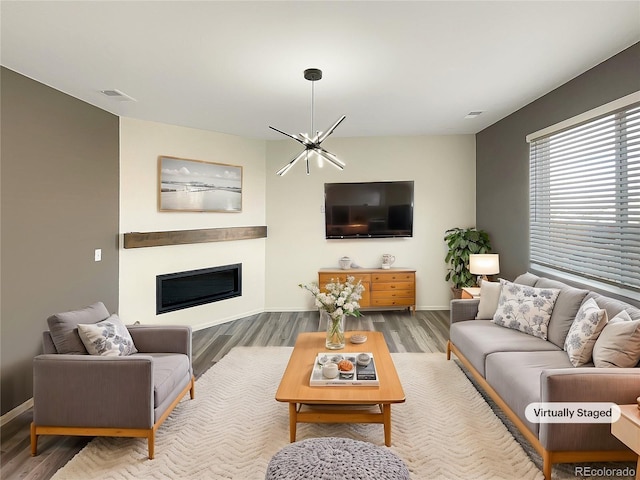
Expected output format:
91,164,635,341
123,226,267,249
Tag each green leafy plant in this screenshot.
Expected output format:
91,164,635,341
444,227,492,290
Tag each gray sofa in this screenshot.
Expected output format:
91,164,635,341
30,302,195,459
447,273,640,480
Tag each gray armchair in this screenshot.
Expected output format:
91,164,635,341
30,302,195,459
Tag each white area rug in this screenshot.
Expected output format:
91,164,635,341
52,347,545,480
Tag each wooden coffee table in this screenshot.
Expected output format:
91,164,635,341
275,331,405,446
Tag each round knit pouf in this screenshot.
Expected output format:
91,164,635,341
265,437,410,480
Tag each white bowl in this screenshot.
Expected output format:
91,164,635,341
338,367,355,380
337,360,355,379
322,363,339,379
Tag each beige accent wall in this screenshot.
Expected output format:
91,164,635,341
118,118,267,329
265,134,476,311
0,68,119,415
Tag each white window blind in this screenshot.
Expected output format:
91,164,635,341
529,102,640,292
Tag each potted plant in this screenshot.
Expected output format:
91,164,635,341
444,227,492,298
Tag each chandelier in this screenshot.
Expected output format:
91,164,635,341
270,68,346,176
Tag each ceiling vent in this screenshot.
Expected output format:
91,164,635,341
464,111,483,119
100,89,136,101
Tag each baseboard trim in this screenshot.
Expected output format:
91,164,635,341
192,308,264,332
1,397,33,427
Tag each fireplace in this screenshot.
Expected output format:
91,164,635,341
156,264,241,314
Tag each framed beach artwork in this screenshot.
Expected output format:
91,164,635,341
158,156,242,212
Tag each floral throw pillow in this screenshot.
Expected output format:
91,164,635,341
492,280,560,339
77,314,138,356
564,298,608,367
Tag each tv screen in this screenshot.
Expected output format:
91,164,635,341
324,181,414,239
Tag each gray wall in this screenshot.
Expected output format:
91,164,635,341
1,68,120,415
476,42,640,283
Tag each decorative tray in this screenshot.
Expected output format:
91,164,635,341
309,352,380,387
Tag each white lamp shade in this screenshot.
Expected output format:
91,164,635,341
469,254,500,275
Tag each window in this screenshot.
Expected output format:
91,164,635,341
528,100,640,293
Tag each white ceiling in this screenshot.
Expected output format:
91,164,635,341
2,1,639,140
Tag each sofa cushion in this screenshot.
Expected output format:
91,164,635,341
513,272,539,286
534,278,589,349
450,320,561,376
592,310,640,368
485,351,573,437
564,298,608,367
47,302,110,354
78,314,138,356
492,280,560,340
584,292,640,321
143,353,191,407
475,281,501,319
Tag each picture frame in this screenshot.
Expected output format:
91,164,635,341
158,156,242,212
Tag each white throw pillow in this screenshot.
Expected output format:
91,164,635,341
592,310,640,368
475,281,502,320
564,298,608,367
77,314,138,356
492,280,560,339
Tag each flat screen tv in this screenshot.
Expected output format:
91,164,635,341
324,181,414,239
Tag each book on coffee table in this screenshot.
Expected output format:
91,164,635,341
310,352,380,386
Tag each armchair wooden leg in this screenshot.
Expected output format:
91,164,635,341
148,430,155,460
30,422,38,456
446,340,452,360
189,376,195,400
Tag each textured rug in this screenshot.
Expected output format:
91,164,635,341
52,347,548,480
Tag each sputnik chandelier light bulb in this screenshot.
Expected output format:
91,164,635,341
270,68,346,176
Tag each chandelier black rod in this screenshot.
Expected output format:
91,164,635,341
311,79,315,140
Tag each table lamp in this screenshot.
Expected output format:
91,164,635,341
469,254,500,285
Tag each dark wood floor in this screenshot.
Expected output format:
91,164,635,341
1,309,449,480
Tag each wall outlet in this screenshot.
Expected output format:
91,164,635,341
94,249,102,262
